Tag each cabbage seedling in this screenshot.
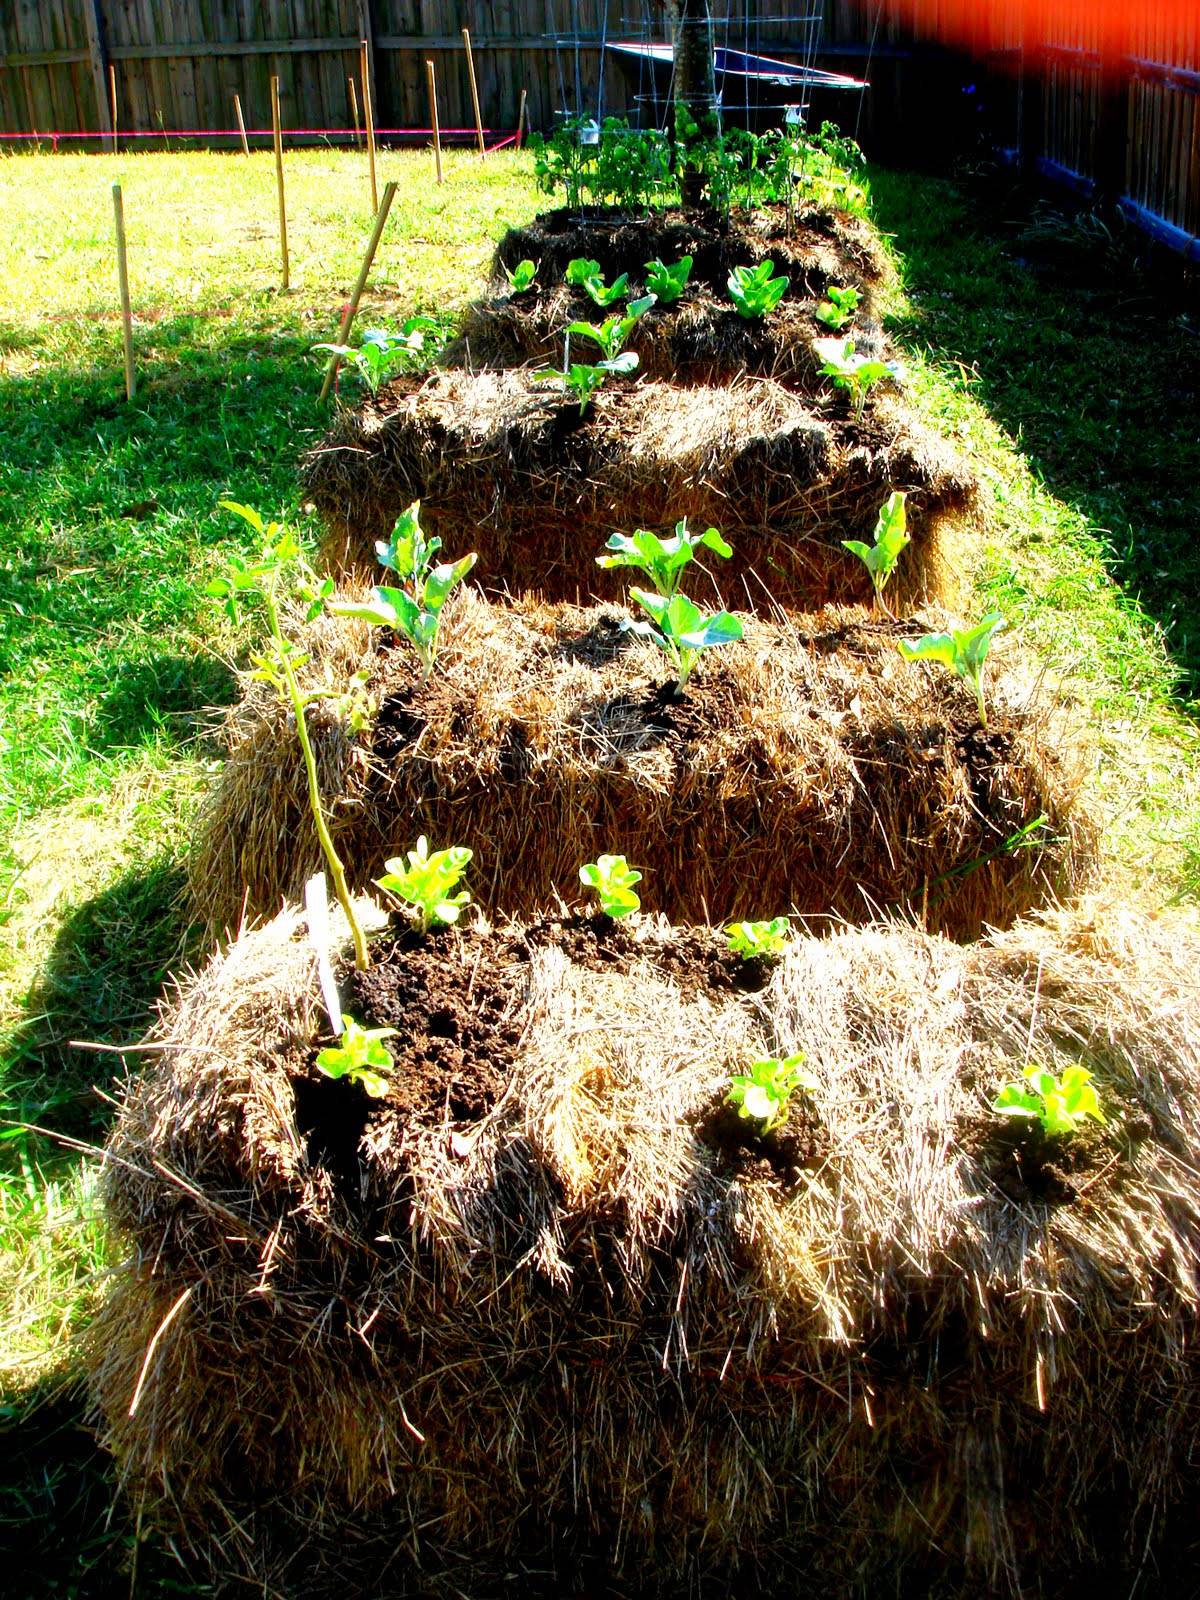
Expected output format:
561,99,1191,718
842,490,910,615
897,612,1006,727
375,836,473,933
628,590,744,689
814,336,900,420
596,518,732,598
579,854,642,918
726,917,789,960
727,260,790,319
329,501,476,681
313,317,445,395
503,258,539,293
728,1054,816,1133
208,502,369,972
317,1015,397,1098
565,256,630,306
532,356,637,415
815,284,860,331
567,296,655,363
644,255,693,303
993,1063,1106,1138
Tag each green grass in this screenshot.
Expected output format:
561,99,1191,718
0,145,1198,1593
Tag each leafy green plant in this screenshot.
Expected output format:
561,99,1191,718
726,918,790,960
567,296,655,362
814,336,900,420
579,854,642,918
313,317,447,395
503,258,539,293
565,256,630,308
532,357,636,415
375,836,473,933
208,502,370,971
897,612,1006,727
531,118,671,211
728,1054,816,1133
596,518,731,597
329,501,476,681
644,255,693,304
993,1063,1106,1138
727,260,790,319
842,491,910,615
565,257,603,287
815,284,860,331
316,1015,397,1098
627,590,743,689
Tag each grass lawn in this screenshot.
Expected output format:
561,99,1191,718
0,144,1197,1595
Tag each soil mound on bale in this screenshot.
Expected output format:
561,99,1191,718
450,204,889,389
189,591,1092,942
90,900,1200,1598
304,370,973,610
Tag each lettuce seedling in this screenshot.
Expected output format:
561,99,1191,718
728,1054,816,1132
726,917,789,960
727,260,790,319
596,518,732,598
842,490,910,615
503,258,539,293
316,1015,397,1098
644,255,693,304
208,502,369,972
815,284,859,331
565,256,630,306
813,336,900,420
375,836,473,933
567,295,655,363
579,854,642,918
628,590,744,689
897,611,1006,727
313,317,446,395
330,501,476,681
993,1063,1106,1138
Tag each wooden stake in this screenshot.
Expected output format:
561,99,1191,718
270,75,289,291
348,75,362,148
462,27,486,158
360,40,378,211
516,87,528,150
233,92,250,156
112,183,135,402
319,179,399,401
425,59,443,185
108,63,118,153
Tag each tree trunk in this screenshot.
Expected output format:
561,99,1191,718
669,0,721,208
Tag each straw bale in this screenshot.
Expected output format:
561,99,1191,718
189,591,1092,943
304,370,974,610
90,898,1200,1596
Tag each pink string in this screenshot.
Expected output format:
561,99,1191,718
3,126,502,141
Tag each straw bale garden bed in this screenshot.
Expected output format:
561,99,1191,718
86,132,1200,1600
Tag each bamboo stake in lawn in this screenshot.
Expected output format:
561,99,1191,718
112,183,135,402
348,75,362,148
360,40,378,211
516,87,528,150
270,75,290,291
462,27,486,158
425,59,444,185
319,179,398,401
108,63,118,154
233,92,250,156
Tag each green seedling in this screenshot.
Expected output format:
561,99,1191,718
532,356,638,414
579,854,642,918
726,917,790,961
627,590,743,690
375,835,473,933
814,336,900,420
316,1015,398,1098
208,502,370,972
644,255,693,303
503,258,539,293
897,612,1006,727
567,295,655,363
596,518,732,598
565,256,630,306
728,1054,816,1133
329,501,476,681
815,283,860,331
727,260,790,319
313,317,445,394
993,1063,1106,1138
842,491,910,615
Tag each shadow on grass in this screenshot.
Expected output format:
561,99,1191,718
868,167,1200,698
89,652,235,752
